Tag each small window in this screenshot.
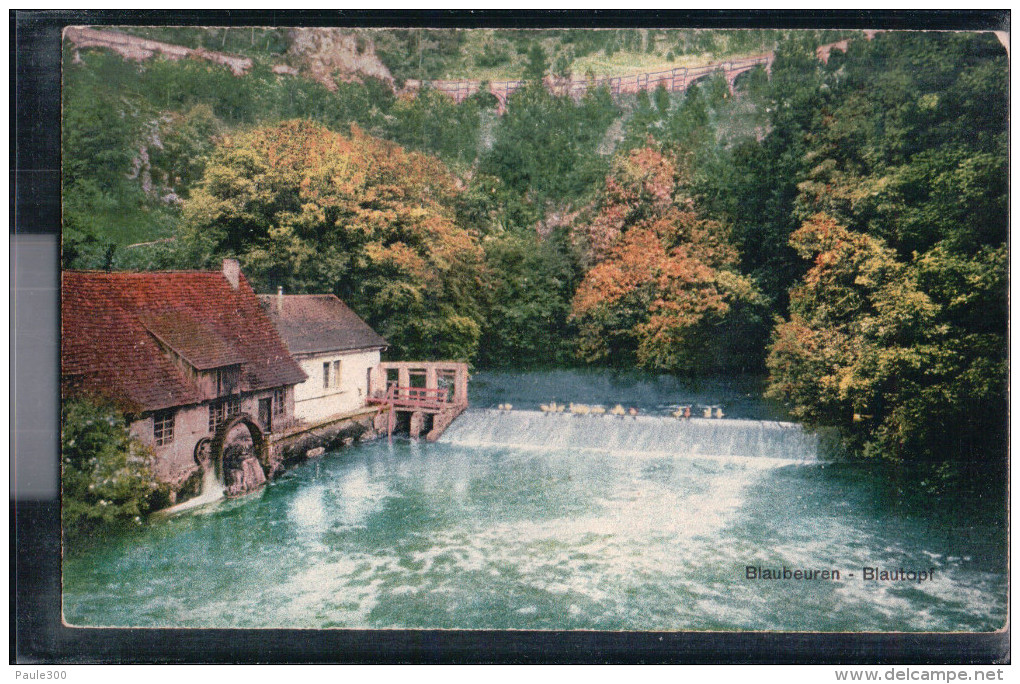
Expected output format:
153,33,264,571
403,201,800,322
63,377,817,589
323,362,330,389
209,397,240,433
154,410,175,446
332,360,341,387
273,388,285,416
215,366,240,396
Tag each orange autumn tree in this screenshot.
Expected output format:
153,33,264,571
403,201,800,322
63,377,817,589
181,120,485,361
570,146,763,373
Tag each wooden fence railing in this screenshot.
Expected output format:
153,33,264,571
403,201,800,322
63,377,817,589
368,384,453,412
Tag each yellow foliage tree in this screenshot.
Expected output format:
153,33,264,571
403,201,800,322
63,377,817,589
181,120,486,360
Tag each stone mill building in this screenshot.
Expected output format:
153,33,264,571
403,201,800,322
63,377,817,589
61,260,308,500
62,258,468,506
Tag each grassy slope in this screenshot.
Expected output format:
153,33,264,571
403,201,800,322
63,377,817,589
408,29,775,81
111,27,837,82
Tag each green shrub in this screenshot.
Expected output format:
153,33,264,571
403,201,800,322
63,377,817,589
61,397,162,547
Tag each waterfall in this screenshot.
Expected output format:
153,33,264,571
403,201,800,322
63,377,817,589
199,464,225,500
440,409,819,462
157,465,225,516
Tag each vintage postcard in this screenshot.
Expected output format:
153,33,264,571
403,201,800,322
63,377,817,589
56,20,1008,639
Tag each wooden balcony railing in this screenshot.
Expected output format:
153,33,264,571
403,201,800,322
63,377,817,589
367,384,453,412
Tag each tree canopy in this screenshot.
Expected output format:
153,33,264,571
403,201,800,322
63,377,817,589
181,120,486,361
61,29,1008,492
570,147,764,373
755,33,1007,487
62,397,161,543
767,214,1006,485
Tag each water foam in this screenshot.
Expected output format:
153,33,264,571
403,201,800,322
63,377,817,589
157,466,225,516
440,409,820,462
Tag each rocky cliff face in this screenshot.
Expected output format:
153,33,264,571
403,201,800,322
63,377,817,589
65,26,397,94
286,28,394,91
65,27,253,76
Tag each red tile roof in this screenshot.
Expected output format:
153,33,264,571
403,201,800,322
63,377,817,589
62,268,307,413
257,294,388,355
138,311,244,369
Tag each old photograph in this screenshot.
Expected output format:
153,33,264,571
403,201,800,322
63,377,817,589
57,22,1008,634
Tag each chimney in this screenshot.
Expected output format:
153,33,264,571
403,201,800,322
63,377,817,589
222,258,240,289
277,286,284,313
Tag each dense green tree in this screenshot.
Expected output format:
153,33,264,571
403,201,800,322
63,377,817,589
758,32,1007,490
791,33,1007,259
480,82,618,215
524,44,550,81
385,86,487,168
477,231,581,367
767,215,1006,488
147,105,221,196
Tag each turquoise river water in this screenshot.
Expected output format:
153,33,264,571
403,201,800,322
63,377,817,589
62,370,1007,631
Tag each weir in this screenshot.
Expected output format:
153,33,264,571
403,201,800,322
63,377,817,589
439,409,819,461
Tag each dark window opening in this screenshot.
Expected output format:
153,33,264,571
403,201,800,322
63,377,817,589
216,366,240,396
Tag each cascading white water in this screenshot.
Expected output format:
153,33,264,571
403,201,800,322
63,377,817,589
157,465,225,516
198,464,225,499
440,409,819,461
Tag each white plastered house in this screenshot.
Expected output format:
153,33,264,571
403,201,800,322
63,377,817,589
258,292,388,423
